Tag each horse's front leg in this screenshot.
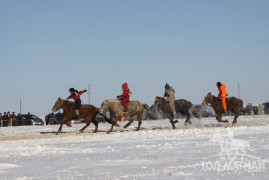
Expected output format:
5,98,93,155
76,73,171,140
168,116,176,129
123,116,134,129
58,118,71,132
107,117,117,133
184,112,191,126
107,124,114,134
232,111,239,125
216,114,229,123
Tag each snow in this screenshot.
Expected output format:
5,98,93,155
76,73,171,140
0,115,269,179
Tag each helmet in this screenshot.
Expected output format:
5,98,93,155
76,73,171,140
69,88,75,92
122,83,128,89
216,82,222,87
165,83,170,90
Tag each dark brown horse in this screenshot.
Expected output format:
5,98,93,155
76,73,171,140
202,92,243,125
154,96,201,129
98,99,147,133
52,98,118,133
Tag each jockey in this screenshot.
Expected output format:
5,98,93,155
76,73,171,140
163,83,177,121
117,83,132,112
216,82,227,112
67,88,87,118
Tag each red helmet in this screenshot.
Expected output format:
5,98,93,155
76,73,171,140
122,83,128,89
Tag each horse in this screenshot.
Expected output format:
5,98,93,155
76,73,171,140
154,96,201,129
144,104,158,120
98,99,147,133
202,92,243,125
52,98,118,133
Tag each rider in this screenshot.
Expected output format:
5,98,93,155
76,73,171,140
216,82,227,112
163,83,177,121
67,88,87,118
117,83,132,112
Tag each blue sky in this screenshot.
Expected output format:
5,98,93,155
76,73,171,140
0,0,268,116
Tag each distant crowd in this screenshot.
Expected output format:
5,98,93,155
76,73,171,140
0,112,33,127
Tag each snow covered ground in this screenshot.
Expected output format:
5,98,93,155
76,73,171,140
0,115,269,180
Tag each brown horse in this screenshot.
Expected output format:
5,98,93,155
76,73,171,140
52,98,118,133
98,99,147,133
202,92,243,125
154,96,201,129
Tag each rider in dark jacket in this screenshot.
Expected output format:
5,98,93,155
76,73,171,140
67,88,87,118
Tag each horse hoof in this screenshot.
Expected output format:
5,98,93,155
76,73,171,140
232,123,236,126
93,131,97,133
123,125,128,129
174,120,179,124
184,123,188,126
106,131,110,134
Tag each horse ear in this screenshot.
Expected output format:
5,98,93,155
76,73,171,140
58,97,60,100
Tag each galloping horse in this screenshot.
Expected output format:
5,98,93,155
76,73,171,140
202,92,243,125
154,96,201,129
98,99,147,133
52,98,118,133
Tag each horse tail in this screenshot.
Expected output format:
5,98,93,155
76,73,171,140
189,102,201,119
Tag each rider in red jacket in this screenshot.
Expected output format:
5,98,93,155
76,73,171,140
67,88,87,118
117,83,131,112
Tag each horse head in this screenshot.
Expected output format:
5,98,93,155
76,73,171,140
202,92,213,106
52,97,67,112
154,96,165,109
99,100,109,114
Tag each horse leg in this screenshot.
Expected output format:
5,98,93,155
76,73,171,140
58,118,70,132
123,117,135,129
107,124,114,134
92,120,98,133
136,113,142,131
232,111,239,125
169,117,176,129
79,120,91,133
216,114,229,123
184,112,192,126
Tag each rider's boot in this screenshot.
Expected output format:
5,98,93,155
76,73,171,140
173,114,179,123
74,109,80,119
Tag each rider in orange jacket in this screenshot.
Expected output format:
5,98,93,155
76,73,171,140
117,83,132,112
216,82,227,112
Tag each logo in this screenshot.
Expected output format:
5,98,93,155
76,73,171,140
200,129,267,172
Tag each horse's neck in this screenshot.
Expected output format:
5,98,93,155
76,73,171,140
160,100,169,111
62,101,74,111
209,96,220,111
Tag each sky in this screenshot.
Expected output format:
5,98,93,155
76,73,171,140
0,0,269,116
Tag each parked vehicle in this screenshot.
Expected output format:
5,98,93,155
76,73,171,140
18,114,44,126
